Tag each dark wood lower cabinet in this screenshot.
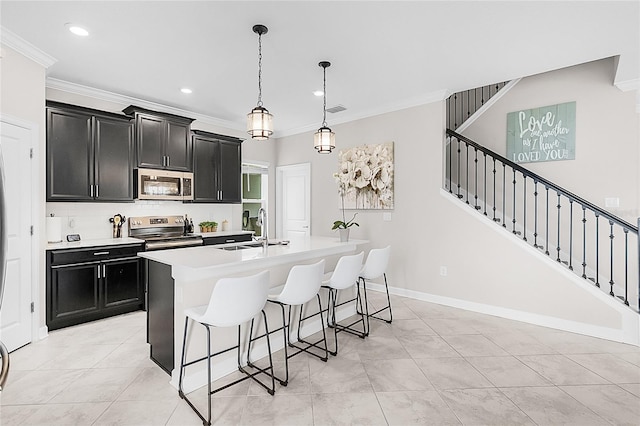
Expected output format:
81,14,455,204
202,233,252,245
50,263,100,319
146,260,174,374
47,244,144,331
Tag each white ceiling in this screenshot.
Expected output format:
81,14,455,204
1,1,638,137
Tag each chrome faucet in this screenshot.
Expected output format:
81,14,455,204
256,207,268,248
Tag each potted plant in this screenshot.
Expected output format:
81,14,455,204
199,221,218,233
332,184,359,242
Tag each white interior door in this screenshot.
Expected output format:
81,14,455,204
276,163,310,239
0,120,33,352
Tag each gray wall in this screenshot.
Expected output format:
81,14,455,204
462,58,639,223
274,59,640,343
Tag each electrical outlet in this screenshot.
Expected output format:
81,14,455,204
440,266,447,276
383,212,392,221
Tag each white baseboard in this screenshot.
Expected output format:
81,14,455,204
364,282,640,346
38,326,49,341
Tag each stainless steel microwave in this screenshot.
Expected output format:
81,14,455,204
135,168,194,201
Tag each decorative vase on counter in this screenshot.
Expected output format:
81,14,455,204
339,228,350,242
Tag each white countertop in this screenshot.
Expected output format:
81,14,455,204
46,237,145,250
45,230,252,250
139,236,367,281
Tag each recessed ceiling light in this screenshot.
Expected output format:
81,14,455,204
180,88,193,94
66,24,89,37
313,90,324,97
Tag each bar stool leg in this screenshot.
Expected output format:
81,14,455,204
178,316,189,399
245,313,276,395
329,288,339,356
205,325,212,426
358,274,393,327
178,318,213,425
294,295,329,362
356,278,370,336
280,304,289,386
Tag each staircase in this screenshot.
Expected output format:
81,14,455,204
446,82,510,130
444,129,639,313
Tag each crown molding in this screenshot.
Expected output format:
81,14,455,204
46,78,245,131
615,78,640,92
0,26,57,68
277,89,448,138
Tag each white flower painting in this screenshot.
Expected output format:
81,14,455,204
333,142,394,209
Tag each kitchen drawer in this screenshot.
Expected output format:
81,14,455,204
202,234,252,246
50,244,144,266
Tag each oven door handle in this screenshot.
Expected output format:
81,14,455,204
145,239,203,250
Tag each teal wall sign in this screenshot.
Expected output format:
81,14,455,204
507,101,576,164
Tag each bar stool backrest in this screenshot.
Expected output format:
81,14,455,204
326,251,364,290
360,245,391,280
202,270,270,327
276,259,325,305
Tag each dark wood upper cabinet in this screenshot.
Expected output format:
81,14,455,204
218,140,242,202
94,116,135,201
191,130,243,203
46,102,134,202
123,106,194,172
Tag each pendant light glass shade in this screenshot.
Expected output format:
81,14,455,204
315,61,335,153
314,126,335,153
247,106,273,140
247,24,273,140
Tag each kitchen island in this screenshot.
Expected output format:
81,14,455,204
138,236,366,391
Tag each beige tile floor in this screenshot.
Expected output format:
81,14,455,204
2,291,640,425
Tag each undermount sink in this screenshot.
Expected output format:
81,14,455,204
216,240,289,251
217,245,253,251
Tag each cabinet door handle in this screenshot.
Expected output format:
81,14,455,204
225,239,236,243
97,267,101,280
95,185,99,198
93,251,110,256
302,225,309,228
166,156,170,166
102,264,106,277
90,184,94,197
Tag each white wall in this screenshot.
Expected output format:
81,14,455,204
0,45,47,334
462,58,640,223
5,43,637,343
275,60,640,344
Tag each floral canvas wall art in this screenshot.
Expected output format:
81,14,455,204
334,142,394,209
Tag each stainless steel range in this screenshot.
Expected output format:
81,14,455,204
128,215,203,250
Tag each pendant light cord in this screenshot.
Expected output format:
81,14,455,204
257,32,263,107
322,66,327,126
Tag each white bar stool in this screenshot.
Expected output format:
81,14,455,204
358,245,392,335
178,270,275,426
321,251,366,355
249,259,328,386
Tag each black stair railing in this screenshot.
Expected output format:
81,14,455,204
446,82,509,130
446,129,639,311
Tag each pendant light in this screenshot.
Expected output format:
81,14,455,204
314,61,336,153
247,24,273,140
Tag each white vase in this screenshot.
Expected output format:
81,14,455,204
339,228,350,242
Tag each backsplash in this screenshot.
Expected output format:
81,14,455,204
46,201,240,241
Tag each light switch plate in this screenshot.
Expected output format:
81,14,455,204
383,212,392,221
605,197,620,208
